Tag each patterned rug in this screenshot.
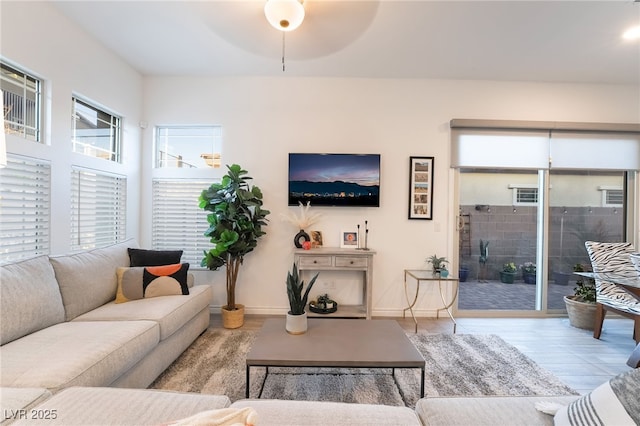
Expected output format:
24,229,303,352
149,328,577,408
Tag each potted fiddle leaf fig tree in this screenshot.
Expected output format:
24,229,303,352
199,164,270,329
286,263,319,334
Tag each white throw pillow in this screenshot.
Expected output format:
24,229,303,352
553,369,639,426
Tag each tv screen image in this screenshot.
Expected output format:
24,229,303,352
288,153,380,207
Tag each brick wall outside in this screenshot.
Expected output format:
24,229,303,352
459,205,623,281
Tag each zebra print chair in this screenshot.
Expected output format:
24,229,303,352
584,241,640,344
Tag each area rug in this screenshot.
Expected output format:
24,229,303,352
149,328,577,408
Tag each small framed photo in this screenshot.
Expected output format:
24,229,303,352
408,156,434,220
340,230,358,248
310,230,323,248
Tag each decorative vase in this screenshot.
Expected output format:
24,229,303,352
286,312,308,334
440,269,449,278
499,271,517,284
564,296,597,330
293,230,310,248
523,272,536,284
221,304,245,329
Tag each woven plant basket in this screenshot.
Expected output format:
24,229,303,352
564,296,597,330
221,304,245,329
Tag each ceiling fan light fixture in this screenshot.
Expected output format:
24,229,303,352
264,0,305,32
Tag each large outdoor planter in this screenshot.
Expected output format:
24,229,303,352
564,296,597,330
499,271,517,284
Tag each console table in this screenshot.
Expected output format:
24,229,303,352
294,248,375,319
403,269,459,333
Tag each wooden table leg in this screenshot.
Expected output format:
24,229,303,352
627,343,640,368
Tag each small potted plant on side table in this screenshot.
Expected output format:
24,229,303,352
427,254,448,277
500,262,518,284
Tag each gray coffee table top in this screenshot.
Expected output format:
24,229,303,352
246,318,425,368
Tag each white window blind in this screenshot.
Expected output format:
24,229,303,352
71,167,126,251
152,179,213,268
0,154,50,263
549,132,640,171
450,120,640,171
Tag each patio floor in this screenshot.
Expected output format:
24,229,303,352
458,279,574,311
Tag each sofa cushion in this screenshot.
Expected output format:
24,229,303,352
0,256,65,345
0,387,52,423
415,395,579,426
10,387,230,426
49,239,137,320
230,399,422,425
0,321,158,392
128,248,183,267
72,285,212,340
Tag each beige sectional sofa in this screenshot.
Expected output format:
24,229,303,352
0,240,213,394
3,240,622,425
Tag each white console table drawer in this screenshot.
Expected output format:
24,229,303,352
335,256,368,268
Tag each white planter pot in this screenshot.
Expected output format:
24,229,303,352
286,312,308,335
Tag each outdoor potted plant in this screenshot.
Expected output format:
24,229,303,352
458,264,469,282
564,263,597,330
286,263,319,334
199,164,270,329
427,254,448,276
521,262,536,284
500,262,518,284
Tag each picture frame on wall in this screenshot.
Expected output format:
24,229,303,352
408,156,434,220
340,230,358,248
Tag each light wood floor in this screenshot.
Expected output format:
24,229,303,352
210,314,637,395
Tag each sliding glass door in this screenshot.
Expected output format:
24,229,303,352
458,169,541,311
451,120,638,315
457,169,627,313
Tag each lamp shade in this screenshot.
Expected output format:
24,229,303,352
264,0,305,32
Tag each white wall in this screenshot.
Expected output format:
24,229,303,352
3,2,639,318
1,1,143,254
141,77,640,316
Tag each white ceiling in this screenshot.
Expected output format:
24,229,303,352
51,0,640,84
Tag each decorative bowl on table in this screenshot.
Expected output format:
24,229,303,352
309,294,338,314
630,253,640,275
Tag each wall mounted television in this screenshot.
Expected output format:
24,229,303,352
288,153,381,207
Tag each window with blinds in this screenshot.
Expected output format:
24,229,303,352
0,154,50,263
152,179,213,268
71,167,126,251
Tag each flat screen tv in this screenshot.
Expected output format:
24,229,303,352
288,153,380,207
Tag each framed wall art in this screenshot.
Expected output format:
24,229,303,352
408,156,434,220
340,230,358,248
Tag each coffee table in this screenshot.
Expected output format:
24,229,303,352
245,318,425,399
